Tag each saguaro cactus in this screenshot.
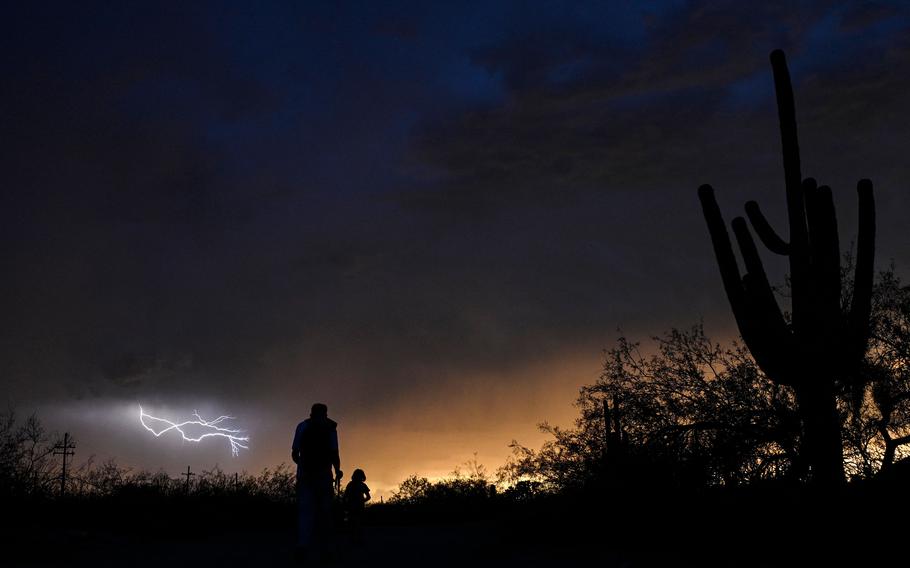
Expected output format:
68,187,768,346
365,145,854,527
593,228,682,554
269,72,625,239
697,50,876,486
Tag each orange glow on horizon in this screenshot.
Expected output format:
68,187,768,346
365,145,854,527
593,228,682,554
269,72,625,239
265,349,607,500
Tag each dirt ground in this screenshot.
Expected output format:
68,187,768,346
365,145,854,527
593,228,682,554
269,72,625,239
9,521,632,568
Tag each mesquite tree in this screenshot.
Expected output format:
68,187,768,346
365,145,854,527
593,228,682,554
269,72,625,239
697,50,875,486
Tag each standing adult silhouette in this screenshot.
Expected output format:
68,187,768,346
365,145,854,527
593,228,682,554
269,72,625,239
291,403,342,557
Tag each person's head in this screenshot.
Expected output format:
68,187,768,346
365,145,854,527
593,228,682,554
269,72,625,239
352,469,366,482
310,403,328,419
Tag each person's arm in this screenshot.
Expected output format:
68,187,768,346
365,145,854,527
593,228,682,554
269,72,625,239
331,429,341,480
364,484,371,502
291,422,305,464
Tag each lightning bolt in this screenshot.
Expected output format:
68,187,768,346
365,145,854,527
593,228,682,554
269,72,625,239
139,405,250,457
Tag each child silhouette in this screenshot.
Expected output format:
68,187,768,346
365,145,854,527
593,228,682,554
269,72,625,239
343,468,370,542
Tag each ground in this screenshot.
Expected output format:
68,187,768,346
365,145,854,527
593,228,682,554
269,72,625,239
9,521,631,568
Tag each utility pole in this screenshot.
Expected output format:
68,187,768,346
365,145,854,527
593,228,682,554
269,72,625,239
52,432,76,498
183,466,195,494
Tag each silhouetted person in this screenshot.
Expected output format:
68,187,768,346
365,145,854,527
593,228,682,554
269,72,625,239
292,403,342,560
343,468,370,542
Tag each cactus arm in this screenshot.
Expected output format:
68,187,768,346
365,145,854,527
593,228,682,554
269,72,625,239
699,185,744,293
770,50,810,331
848,179,876,359
731,217,772,288
732,217,797,384
741,274,797,385
805,182,842,324
698,185,750,324
745,200,791,255
699,187,795,385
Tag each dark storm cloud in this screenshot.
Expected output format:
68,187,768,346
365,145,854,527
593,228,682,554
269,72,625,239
401,0,910,336
1,3,294,398
2,2,909,481
406,0,908,208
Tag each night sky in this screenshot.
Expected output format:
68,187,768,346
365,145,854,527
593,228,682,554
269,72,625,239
3,1,909,496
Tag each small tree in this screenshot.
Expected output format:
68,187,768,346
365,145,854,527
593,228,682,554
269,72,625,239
506,325,801,490
843,268,910,477
0,410,60,498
